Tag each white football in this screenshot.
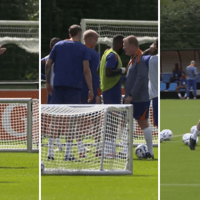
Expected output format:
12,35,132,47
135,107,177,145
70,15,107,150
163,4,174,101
161,129,173,140
182,133,199,145
135,144,148,159
41,162,45,172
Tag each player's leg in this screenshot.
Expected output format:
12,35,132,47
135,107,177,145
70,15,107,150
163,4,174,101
192,80,197,99
51,86,65,104
176,86,182,99
133,101,154,159
183,85,187,98
153,97,158,127
189,120,200,150
187,80,191,99
103,81,121,104
47,116,59,160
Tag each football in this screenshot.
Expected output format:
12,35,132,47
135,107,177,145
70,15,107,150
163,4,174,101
161,129,173,141
182,133,199,145
135,144,148,159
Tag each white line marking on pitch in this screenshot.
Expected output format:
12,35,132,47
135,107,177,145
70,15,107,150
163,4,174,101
161,184,200,187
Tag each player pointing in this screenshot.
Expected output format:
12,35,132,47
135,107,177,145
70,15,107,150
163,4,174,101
45,24,94,104
189,120,200,150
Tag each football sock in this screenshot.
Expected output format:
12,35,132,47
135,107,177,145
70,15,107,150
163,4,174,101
77,140,84,153
111,138,116,155
65,142,72,157
48,137,54,157
178,93,182,98
56,138,62,149
122,127,128,153
184,93,187,97
143,126,153,155
104,140,113,156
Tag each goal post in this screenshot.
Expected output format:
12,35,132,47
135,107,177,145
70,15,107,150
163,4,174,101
41,104,133,175
80,19,158,50
0,20,39,53
0,98,39,153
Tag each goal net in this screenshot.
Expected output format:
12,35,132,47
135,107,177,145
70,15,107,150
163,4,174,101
0,98,39,153
41,105,133,175
80,19,158,48
0,20,39,53
81,19,158,146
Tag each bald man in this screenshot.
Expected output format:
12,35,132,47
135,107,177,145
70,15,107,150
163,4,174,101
186,60,198,99
123,35,154,159
189,120,200,150
81,30,101,104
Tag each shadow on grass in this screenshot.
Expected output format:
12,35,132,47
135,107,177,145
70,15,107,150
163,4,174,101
0,167,27,169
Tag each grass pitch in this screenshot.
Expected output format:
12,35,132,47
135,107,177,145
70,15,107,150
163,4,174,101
0,152,39,200
41,147,158,200
161,100,200,200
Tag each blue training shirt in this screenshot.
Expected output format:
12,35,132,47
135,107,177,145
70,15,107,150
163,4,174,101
186,66,198,80
106,52,118,69
81,47,100,97
50,40,91,88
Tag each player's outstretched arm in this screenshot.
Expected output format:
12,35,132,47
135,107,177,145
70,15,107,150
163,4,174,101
45,59,53,95
83,60,94,102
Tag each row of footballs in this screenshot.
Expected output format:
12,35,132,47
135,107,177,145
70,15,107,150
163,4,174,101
160,125,199,145
135,125,199,159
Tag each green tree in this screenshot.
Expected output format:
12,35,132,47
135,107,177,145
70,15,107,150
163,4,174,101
161,0,200,50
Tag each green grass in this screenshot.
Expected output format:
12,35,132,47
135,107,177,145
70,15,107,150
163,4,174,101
41,147,158,200
0,152,39,200
161,100,200,200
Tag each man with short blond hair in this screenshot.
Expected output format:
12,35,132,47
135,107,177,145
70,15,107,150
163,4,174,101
81,29,100,104
45,25,94,161
123,35,154,159
46,24,94,104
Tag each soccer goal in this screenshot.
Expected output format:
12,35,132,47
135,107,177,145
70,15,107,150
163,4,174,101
0,20,39,53
80,19,158,51
41,105,133,175
0,98,39,153
81,19,158,146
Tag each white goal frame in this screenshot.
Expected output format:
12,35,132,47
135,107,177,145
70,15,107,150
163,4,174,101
0,20,39,53
80,19,158,52
0,98,38,153
41,104,133,175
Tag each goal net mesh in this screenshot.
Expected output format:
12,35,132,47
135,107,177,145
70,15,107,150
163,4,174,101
81,19,158,146
41,105,132,174
81,19,158,47
0,99,39,150
0,21,39,53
